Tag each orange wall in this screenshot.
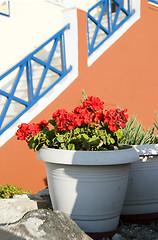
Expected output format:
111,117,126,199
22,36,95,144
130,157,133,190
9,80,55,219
1,1,158,193
94,1,158,128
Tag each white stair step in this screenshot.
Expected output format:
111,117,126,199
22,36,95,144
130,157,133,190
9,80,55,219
15,75,59,92
33,55,62,67
34,48,61,64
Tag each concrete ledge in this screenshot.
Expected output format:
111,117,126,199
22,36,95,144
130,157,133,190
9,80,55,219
0,188,51,225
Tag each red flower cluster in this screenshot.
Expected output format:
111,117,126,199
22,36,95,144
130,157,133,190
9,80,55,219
51,97,104,131
51,96,128,132
82,96,104,112
52,109,76,131
16,120,48,142
104,108,128,132
15,95,128,143
73,106,91,125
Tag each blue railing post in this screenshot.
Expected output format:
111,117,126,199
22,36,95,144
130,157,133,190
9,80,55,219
26,60,34,102
128,0,132,13
107,0,113,32
60,33,67,72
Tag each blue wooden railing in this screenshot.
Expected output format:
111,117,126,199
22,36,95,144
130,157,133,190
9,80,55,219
148,0,158,5
0,24,72,136
87,0,135,56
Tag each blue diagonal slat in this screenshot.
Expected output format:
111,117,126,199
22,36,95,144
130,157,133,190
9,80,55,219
0,64,25,128
31,56,47,67
35,35,60,97
0,90,29,106
88,14,109,35
112,0,124,29
89,0,108,51
32,56,63,76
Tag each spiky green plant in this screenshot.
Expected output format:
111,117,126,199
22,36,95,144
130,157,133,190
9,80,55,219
120,116,158,145
154,112,158,132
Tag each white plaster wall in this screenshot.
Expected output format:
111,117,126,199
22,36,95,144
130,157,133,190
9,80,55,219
47,0,97,11
0,0,64,75
72,0,97,11
0,0,97,76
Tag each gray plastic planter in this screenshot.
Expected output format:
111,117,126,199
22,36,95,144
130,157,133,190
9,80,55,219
37,146,138,233
121,144,158,215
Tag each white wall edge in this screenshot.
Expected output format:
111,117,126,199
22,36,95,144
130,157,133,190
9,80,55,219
87,0,141,67
0,8,78,147
148,1,158,7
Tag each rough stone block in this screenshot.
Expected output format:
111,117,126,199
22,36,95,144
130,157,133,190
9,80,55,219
0,194,48,224
1,209,92,240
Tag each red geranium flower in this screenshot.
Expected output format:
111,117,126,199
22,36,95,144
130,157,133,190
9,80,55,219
82,96,104,112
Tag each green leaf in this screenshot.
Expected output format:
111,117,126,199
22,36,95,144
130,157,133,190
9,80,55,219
28,137,35,149
115,128,122,140
68,144,75,150
81,133,89,141
48,119,56,126
89,138,100,146
110,137,115,144
101,136,107,145
107,134,115,145
74,127,81,135
60,143,67,149
82,89,87,100
57,135,64,143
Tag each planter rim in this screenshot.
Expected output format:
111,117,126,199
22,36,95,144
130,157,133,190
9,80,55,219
37,145,139,165
133,144,158,156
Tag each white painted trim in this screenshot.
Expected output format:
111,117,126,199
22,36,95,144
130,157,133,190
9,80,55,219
148,1,158,7
0,8,78,147
47,0,73,9
88,0,141,67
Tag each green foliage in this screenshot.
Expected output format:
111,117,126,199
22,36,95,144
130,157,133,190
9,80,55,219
28,122,122,151
154,112,158,132
82,89,87,100
120,116,158,145
0,184,31,199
